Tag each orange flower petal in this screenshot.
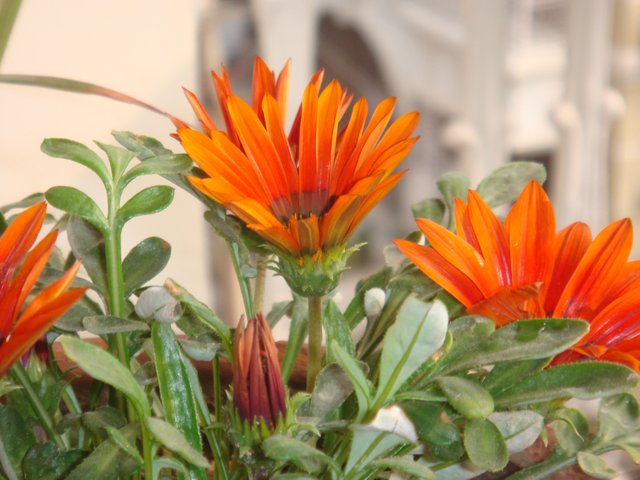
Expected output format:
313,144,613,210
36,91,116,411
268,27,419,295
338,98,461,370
394,239,483,306
553,219,632,319
468,283,544,327
182,88,216,134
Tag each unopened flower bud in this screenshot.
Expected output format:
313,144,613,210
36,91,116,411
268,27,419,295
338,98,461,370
135,286,182,324
364,288,386,321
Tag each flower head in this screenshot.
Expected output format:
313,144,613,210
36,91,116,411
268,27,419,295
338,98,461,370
176,57,419,295
232,313,286,428
0,202,86,376
396,181,640,372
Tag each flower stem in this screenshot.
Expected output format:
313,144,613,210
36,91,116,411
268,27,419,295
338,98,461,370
141,422,154,480
226,240,253,319
253,254,268,315
306,295,324,391
11,363,66,450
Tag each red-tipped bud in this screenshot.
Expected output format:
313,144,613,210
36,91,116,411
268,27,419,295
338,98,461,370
232,314,286,428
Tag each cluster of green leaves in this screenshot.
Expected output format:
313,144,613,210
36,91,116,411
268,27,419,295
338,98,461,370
2,134,640,480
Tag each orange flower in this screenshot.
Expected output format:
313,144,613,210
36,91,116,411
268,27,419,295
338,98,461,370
232,314,286,428
395,181,640,372
176,57,419,260
0,202,86,375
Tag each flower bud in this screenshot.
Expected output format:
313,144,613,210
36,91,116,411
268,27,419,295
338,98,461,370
232,314,286,428
364,288,386,321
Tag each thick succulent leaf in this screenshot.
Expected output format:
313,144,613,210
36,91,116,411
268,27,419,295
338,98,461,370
464,418,508,472
121,154,192,188
95,142,135,182
45,186,108,234
477,161,547,208
41,138,110,187
117,186,174,226
122,237,171,296
436,376,494,419
67,216,108,294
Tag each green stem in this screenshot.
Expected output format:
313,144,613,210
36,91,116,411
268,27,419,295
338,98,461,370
306,295,324,391
253,255,268,315
141,423,154,480
11,363,66,450
226,241,253,319
204,358,229,480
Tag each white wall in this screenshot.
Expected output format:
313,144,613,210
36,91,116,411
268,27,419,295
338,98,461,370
0,0,214,302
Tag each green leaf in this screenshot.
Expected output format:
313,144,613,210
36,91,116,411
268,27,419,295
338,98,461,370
83,315,149,334
346,427,407,474
117,185,174,226
331,341,372,419
344,268,390,328
483,358,550,396
411,198,445,224
494,362,638,407
151,323,206,480
576,452,617,479
310,363,354,419
464,418,508,472
0,192,45,214
374,299,448,407
281,295,308,383
437,377,494,419
105,426,143,465
95,142,136,182
22,443,85,480
122,237,171,296
61,336,150,416
112,131,172,159
597,393,640,442
437,171,469,228
324,299,354,362
179,339,221,362
476,161,547,208
438,318,589,376
552,408,589,454
45,186,108,234
369,457,435,479
0,404,37,480
41,138,110,187
263,435,339,474
67,216,108,294
488,411,544,455
66,424,141,480
164,279,231,353
121,154,192,187
145,417,209,470
81,406,126,437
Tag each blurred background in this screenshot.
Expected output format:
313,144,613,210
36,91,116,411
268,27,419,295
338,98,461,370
1,0,639,328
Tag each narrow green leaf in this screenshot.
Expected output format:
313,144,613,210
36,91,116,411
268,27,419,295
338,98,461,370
0,192,45,214
145,417,209,470
324,299,354,362
105,426,143,464
0,404,37,480
369,457,435,479
437,376,494,419
117,185,174,226
494,362,638,407
483,358,550,396
112,131,172,159
576,452,617,479
151,322,206,480
331,341,371,419
438,318,589,375
0,0,22,67
61,336,150,416
374,299,448,407
41,138,110,187
464,418,508,472
45,186,108,233
122,237,171,296
121,154,193,188
263,435,339,473
66,424,141,480
477,161,547,208
67,216,108,294
95,142,136,182
281,295,307,383
83,315,149,334
345,427,407,474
